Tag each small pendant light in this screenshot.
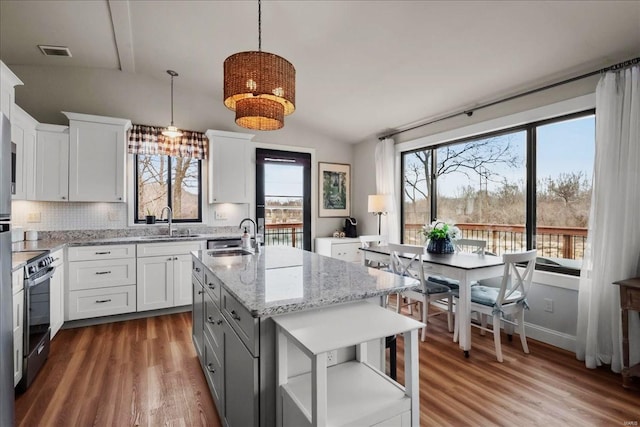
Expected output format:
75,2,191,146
162,69,183,138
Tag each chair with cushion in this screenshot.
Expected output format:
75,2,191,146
389,243,453,341
426,238,486,292
453,249,537,362
359,235,388,268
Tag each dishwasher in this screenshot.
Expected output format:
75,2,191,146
207,237,244,250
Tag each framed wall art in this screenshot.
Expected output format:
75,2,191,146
319,162,350,217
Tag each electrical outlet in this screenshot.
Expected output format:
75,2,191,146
215,210,228,220
544,298,554,313
326,350,338,366
108,210,119,221
27,212,41,223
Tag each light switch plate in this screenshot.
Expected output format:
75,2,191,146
27,212,41,223
215,210,228,220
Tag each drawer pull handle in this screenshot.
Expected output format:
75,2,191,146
208,283,216,290
198,290,204,295
217,319,223,326
207,363,215,373
194,267,201,272
95,271,111,275
207,316,215,324
95,251,111,255
230,310,241,321
95,299,112,304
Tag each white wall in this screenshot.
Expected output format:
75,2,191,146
9,65,353,238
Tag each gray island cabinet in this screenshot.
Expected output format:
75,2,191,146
191,246,419,427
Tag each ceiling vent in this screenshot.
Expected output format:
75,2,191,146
37,45,72,57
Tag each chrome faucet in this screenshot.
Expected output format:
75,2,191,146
239,217,259,252
160,206,174,236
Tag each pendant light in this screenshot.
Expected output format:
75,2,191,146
162,69,183,138
223,0,296,131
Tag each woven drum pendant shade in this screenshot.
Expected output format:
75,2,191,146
223,50,295,130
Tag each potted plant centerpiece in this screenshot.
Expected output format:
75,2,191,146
422,221,461,254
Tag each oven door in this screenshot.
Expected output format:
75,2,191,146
26,266,54,355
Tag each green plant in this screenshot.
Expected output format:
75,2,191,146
421,221,461,240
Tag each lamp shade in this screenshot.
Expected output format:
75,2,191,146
368,194,393,214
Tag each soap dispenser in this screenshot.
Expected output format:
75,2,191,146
241,227,251,249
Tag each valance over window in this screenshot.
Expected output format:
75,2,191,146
127,124,208,159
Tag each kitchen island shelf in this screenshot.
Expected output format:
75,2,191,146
273,301,423,427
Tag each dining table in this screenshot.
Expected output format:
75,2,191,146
360,245,505,357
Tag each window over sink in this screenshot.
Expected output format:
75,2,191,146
134,154,202,223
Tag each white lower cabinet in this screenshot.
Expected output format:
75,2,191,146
67,244,136,320
12,269,24,387
49,249,65,338
137,242,204,312
315,237,362,263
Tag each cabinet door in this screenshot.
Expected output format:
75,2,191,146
35,129,69,201
173,254,194,306
207,131,254,203
136,255,174,311
50,262,65,339
68,121,125,202
13,289,24,386
223,321,258,427
192,278,205,360
11,106,37,200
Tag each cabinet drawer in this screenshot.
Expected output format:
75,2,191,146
204,295,224,352
204,270,221,307
221,288,259,356
67,285,136,320
192,258,204,285
68,244,135,261
623,287,640,310
331,242,361,263
68,258,136,291
50,249,64,267
137,241,203,257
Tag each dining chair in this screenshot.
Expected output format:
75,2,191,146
359,235,388,268
453,249,537,362
427,238,487,291
389,243,453,341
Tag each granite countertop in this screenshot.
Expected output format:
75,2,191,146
193,246,419,318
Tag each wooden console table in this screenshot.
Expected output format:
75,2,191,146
613,277,640,390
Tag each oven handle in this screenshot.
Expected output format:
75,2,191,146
28,265,56,287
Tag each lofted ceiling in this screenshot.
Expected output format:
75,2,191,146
1,0,639,144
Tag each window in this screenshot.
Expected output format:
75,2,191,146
134,154,202,222
401,110,595,275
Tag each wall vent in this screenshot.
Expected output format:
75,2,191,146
38,45,72,57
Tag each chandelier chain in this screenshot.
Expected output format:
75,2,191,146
258,0,262,51
170,74,175,126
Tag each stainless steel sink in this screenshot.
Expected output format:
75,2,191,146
208,248,253,257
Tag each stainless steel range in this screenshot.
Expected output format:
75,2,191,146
16,250,55,392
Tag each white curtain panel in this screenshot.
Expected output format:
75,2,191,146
375,138,399,243
576,64,640,371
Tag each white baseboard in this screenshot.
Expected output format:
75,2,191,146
523,322,576,353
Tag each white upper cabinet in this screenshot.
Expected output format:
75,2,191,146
63,112,132,202
11,105,37,200
0,60,23,120
206,130,255,204
35,124,69,201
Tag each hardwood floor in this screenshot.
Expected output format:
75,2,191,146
15,310,639,426
15,313,221,427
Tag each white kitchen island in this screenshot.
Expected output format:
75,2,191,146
191,246,421,427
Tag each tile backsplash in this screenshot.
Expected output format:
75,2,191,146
11,201,128,230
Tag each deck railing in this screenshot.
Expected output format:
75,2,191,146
264,223,304,249
404,223,588,260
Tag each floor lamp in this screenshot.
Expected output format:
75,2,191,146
368,194,392,235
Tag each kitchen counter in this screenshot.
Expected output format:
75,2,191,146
193,245,419,317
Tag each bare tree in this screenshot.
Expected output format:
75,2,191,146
546,172,587,205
